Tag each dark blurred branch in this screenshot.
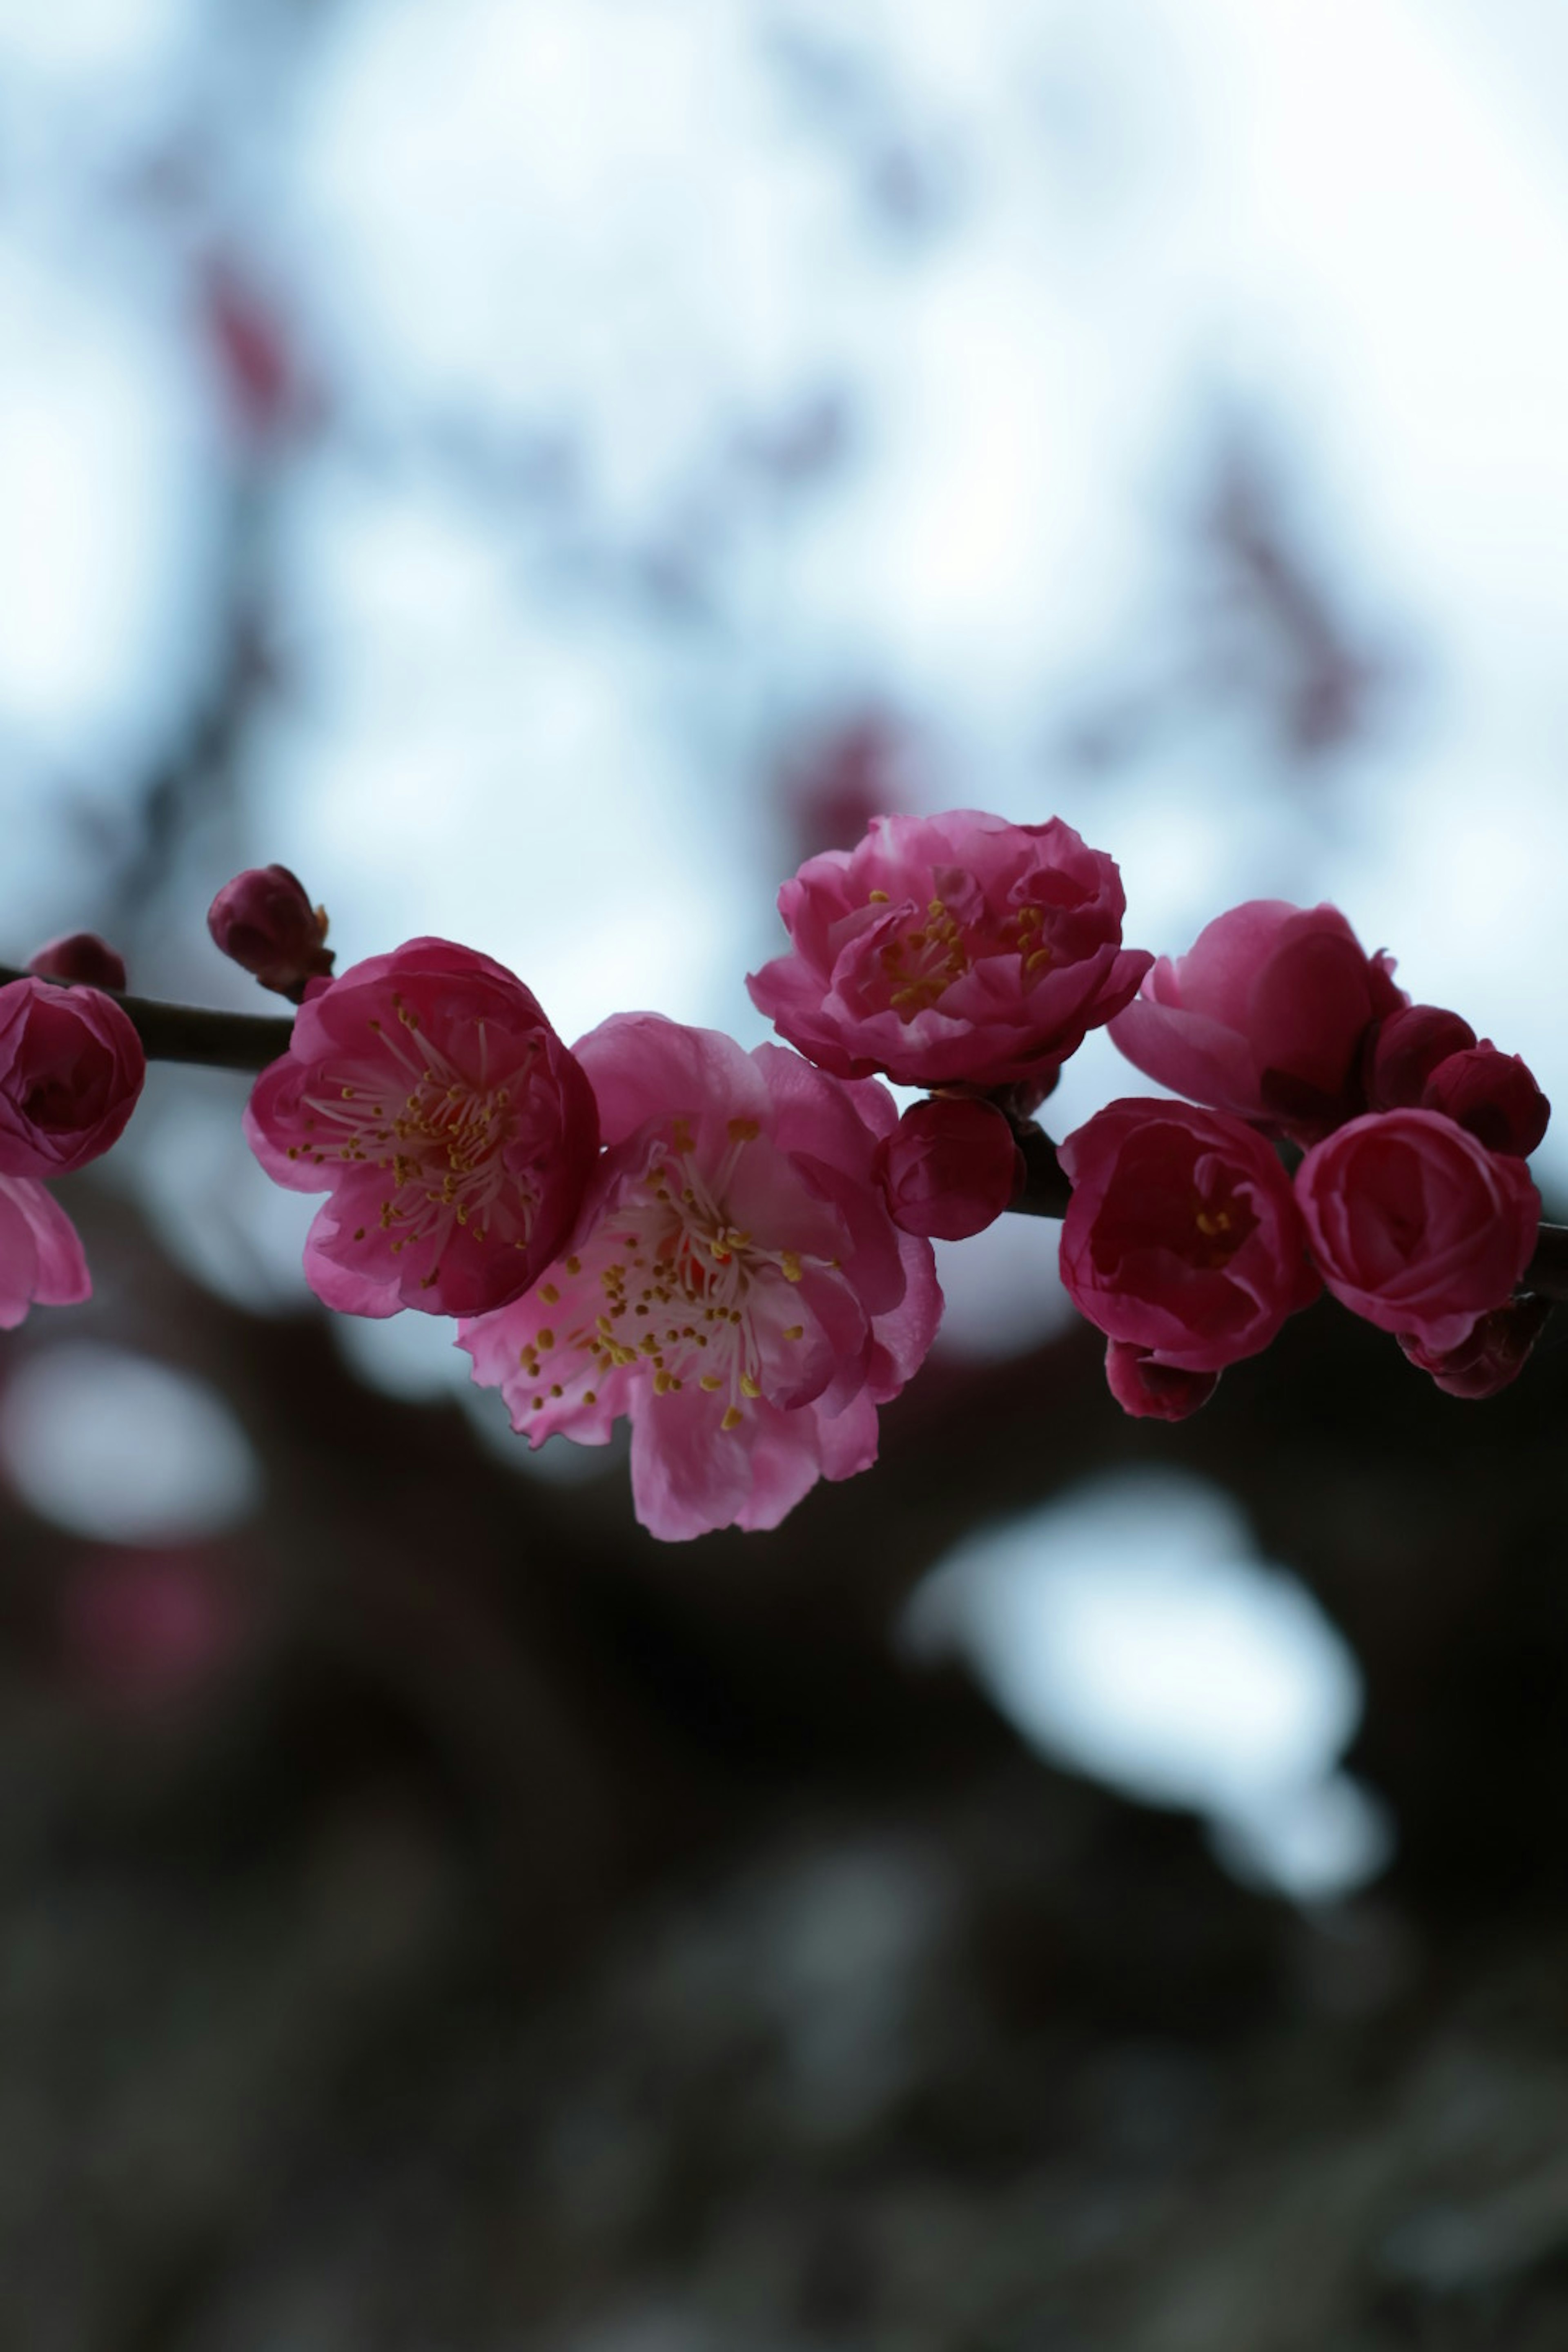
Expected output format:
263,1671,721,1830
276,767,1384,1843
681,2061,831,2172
0,964,293,1071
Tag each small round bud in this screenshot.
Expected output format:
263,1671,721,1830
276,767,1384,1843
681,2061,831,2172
27,933,128,992
207,865,334,1001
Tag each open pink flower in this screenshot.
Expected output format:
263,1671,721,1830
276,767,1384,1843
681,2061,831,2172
1109,900,1405,1142
1295,1108,1539,1353
0,978,145,1180
0,1176,91,1328
460,1016,942,1540
747,811,1151,1092
245,938,599,1319
875,1095,1022,1241
1059,1099,1320,1378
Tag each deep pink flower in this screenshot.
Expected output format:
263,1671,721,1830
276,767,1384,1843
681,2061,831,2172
208,864,335,1000
0,1176,91,1328
1103,1341,1220,1422
0,978,145,1179
1059,1099,1320,1375
460,1016,942,1541
245,938,599,1319
1365,1004,1477,1111
1398,1293,1551,1400
747,811,1152,1091
1295,1109,1539,1353
27,933,128,992
1109,900,1406,1141
876,1095,1022,1241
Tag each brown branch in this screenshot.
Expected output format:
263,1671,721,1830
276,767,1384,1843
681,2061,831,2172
9,961,1568,1305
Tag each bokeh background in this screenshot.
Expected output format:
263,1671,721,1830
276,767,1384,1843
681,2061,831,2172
4,2,1568,2345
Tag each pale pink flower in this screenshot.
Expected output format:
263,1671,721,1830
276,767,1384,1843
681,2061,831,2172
0,977,145,1178
460,1016,942,1541
747,811,1151,1092
0,1176,91,1329
245,938,599,1319
1109,900,1405,1142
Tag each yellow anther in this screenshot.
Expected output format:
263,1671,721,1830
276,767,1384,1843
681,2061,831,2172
700,1374,722,1391
566,1255,582,1275
583,1390,597,1405
868,888,889,903
727,1117,760,1144
721,1406,744,1432
783,1324,803,1341
536,1328,555,1350
780,1252,803,1283
540,1283,560,1305
740,1374,762,1400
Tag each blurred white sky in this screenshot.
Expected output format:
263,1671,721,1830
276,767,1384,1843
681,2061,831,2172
2,0,1566,1285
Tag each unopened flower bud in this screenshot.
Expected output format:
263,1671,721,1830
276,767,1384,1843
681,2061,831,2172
1366,1003,1475,1110
875,1095,1022,1240
1398,1293,1552,1399
1422,1045,1550,1158
26,933,128,992
207,865,334,1000
1104,1341,1219,1421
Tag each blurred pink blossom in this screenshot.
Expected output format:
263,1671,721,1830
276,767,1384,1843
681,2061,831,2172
0,1176,91,1329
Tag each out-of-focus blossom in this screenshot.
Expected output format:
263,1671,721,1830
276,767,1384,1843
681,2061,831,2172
245,939,599,1319
1059,1098,1319,1377
1295,1108,1539,1353
0,978,145,1178
0,1176,91,1329
876,1094,1022,1241
201,259,300,445
461,1016,941,1541
27,933,128,992
1103,1340,1220,1421
748,811,1150,1092
59,1548,249,1706
1365,1003,1478,1112
1398,1292,1552,1400
1109,900,1405,1141
207,864,336,1001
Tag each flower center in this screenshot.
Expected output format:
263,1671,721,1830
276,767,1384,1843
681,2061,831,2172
287,995,539,1283
513,1118,827,1431
868,889,1053,1020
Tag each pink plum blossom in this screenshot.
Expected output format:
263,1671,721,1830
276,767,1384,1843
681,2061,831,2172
245,938,599,1319
208,864,335,1000
876,1094,1022,1240
747,811,1151,1092
0,1176,91,1328
0,977,146,1179
460,1016,942,1541
1059,1099,1320,1378
1295,1108,1539,1354
1109,900,1406,1142
1103,1341,1219,1422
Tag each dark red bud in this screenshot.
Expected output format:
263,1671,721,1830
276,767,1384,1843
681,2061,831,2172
26,933,128,992
1366,1003,1476,1110
1422,1046,1550,1159
1399,1293,1552,1399
1104,1341,1219,1422
207,865,334,1002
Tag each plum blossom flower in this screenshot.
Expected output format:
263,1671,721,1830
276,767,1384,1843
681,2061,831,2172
0,1176,91,1329
460,1016,942,1541
207,864,335,1000
876,1095,1022,1241
747,811,1151,1093
245,938,599,1319
0,977,145,1179
1058,1099,1320,1381
1295,1108,1539,1354
1109,900,1405,1142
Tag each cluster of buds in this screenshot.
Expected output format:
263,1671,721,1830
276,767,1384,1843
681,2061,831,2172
1,818,1555,1537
